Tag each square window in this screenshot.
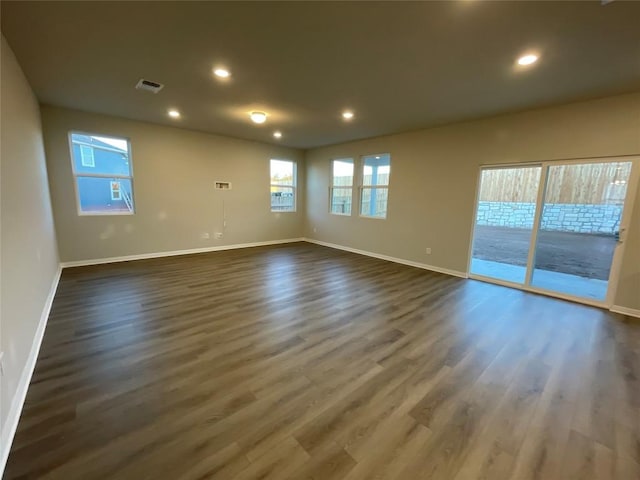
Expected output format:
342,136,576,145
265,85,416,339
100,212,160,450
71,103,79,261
69,132,134,215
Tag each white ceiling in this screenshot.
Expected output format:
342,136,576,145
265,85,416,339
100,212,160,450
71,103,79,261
2,1,639,149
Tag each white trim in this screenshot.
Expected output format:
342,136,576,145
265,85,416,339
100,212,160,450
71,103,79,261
479,154,640,169
303,238,468,279
605,158,640,305
525,164,547,285
0,265,62,475
60,238,305,268
610,305,640,319
77,210,135,217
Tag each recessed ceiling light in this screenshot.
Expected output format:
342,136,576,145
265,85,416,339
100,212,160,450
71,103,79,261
214,68,231,78
250,111,267,124
342,110,354,120
168,109,181,118
273,131,282,139
517,54,539,66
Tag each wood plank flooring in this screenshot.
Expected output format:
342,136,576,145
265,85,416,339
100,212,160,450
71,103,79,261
5,242,640,479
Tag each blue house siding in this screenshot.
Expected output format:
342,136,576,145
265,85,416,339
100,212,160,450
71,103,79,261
76,177,133,213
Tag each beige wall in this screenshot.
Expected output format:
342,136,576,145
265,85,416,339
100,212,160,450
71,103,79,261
305,92,640,310
0,37,60,431
616,180,640,310
41,106,305,262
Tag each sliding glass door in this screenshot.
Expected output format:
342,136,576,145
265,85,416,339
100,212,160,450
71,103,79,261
470,166,541,284
530,161,633,301
469,158,637,305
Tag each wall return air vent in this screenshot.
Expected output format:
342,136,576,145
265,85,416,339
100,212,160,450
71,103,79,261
135,78,164,93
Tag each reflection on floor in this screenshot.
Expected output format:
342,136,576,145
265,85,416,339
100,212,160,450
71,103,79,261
470,259,607,300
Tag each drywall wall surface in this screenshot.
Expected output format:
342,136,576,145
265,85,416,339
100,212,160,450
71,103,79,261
615,178,640,311
0,35,60,433
305,92,640,308
41,106,305,262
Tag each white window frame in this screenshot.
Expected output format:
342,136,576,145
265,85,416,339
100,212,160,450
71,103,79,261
68,131,135,216
80,145,95,167
359,153,391,220
270,159,297,213
329,158,354,216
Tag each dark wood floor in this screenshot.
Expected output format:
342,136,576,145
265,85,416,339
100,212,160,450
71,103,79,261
5,242,640,479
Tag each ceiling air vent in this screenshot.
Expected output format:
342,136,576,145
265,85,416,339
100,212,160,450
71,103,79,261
135,78,164,94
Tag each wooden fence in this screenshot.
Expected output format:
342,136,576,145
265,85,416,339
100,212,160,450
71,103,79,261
479,162,631,205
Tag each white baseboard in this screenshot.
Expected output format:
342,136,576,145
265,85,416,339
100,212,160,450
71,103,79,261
610,305,640,319
60,238,305,268
303,238,468,279
0,264,62,475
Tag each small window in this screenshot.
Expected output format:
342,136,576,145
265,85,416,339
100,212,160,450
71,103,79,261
360,154,390,219
270,159,296,212
80,145,95,167
110,181,122,200
330,158,354,215
69,132,134,215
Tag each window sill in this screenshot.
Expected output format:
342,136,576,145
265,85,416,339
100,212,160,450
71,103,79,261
78,211,136,216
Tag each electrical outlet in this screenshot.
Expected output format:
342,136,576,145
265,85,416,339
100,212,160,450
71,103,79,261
313,227,317,233
214,232,223,239
200,232,210,239
425,247,432,254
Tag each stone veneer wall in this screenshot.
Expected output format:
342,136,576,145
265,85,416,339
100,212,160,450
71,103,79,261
476,202,621,234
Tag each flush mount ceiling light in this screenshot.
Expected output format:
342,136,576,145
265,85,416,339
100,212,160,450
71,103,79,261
250,111,267,124
273,131,282,139
517,54,539,66
168,109,181,118
214,68,231,78
342,110,354,120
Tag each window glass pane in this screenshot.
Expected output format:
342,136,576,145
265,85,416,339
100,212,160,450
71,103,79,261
270,159,295,186
470,166,541,284
362,154,390,186
332,159,353,187
531,161,632,301
71,133,131,176
80,145,95,167
76,177,134,214
271,186,295,211
330,187,353,215
360,187,388,218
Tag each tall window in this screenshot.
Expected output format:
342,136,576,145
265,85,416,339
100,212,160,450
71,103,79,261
80,145,95,167
360,154,391,218
69,132,135,215
270,159,296,212
330,158,354,215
